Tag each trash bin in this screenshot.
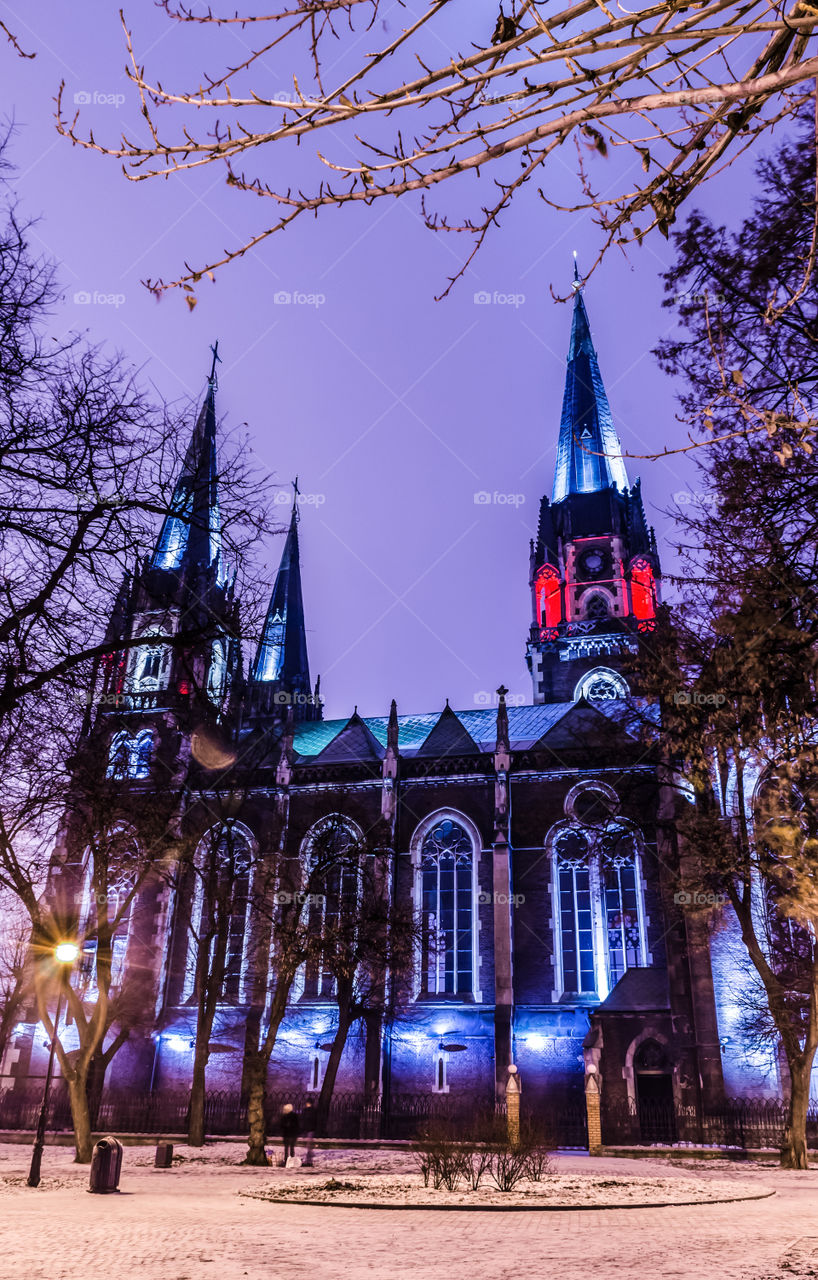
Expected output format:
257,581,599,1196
89,1136,123,1194
154,1142,173,1169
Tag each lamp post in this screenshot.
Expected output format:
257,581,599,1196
27,941,79,1188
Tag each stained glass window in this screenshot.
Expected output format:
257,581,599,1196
420,819,474,996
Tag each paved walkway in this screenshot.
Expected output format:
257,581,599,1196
1,1143,816,1280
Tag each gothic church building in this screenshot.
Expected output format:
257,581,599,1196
9,280,754,1142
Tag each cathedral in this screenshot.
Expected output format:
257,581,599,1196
6,277,760,1144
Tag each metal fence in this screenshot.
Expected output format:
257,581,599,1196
2,1083,813,1151
602,1097,818,1149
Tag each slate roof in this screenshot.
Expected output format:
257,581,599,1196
292,698,654,762
597,966,671,1012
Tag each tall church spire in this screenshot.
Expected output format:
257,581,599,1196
151,346,223,581
527,273,661,704
552,265,629,502
251,486,311,700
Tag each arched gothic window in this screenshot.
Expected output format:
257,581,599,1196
128,630,171,693
581,592,612,621
549,792,648,1000
417,817,476,997
106,730,154,779
300,815,363,1000
181,822,256,1005
573,667,630,704
75,831,140,995
107,731,132,779
133,730,154,778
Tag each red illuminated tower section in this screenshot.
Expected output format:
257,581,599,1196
526,270,661,704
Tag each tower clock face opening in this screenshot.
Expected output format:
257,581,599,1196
578,547,610,580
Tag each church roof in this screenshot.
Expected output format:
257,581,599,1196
552,276,630,503
292,699,648,761
597,966,670,1012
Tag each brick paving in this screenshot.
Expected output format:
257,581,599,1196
1,1144,816,1280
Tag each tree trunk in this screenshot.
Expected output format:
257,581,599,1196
188,1041,210,1147
315,1013,352,1137
85,1054,107,1131
781,1062,811,1169
68,1070,93,1164
244,1050,269,1166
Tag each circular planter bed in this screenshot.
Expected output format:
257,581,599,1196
242,1172,775,1211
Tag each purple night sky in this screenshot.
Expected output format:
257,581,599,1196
2,2,779,720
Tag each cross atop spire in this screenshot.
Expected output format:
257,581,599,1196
209,339,221,388
551,269,629,502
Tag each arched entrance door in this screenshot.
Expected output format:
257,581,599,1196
634,1039,676,1144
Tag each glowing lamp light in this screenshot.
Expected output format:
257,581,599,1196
54,942,79,964
165,1035,192,1052
526,1034,547,1052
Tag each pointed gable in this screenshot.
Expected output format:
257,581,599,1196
252,501,310,694
312,712,385,764
552,273,629,503
417,704,481,759
532,699,636,758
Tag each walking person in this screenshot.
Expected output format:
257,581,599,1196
280,1103,300,1165
302,1099,316,1167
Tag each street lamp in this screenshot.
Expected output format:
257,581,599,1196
27,940,79,1188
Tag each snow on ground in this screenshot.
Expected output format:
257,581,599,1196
249,1170,770,1208
0,1140,816,1280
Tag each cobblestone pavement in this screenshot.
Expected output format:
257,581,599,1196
1,1143,817,1280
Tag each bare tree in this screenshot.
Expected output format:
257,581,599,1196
0,189,268,728
310,840,418,1136
168,808,272,1148
0,897,30,1077
56,3,818,300
633,414,818,1165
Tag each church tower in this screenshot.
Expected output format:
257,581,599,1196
97,347,241,778
527,268,661,704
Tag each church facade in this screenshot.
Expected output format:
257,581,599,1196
6,281,761,1142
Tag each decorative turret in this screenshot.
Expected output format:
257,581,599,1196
527,266,661,704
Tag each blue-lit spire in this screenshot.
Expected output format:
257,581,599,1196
251,485,310,693
152,344,224,580
551,263,629,503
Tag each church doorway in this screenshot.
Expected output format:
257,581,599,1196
634,1039,676,1144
